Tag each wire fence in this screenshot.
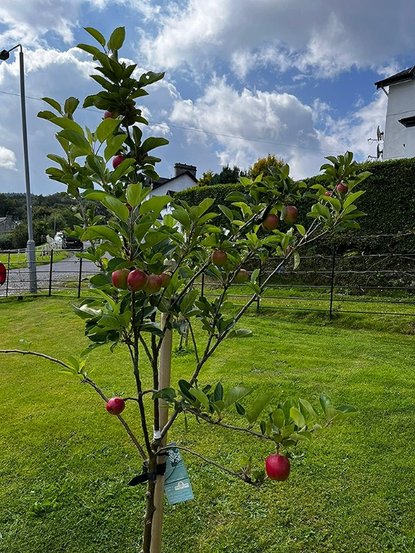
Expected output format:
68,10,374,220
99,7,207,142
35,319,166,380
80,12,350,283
0,244,414,319
0,249,99,299
201,248,415,318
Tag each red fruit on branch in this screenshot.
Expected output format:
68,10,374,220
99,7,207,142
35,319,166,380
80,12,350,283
145,274,163,294
282,205,298,225
0,262,6,286
127,269,148,291
336,182,348,194
324,190,333,197
111,268,130,290
160,272,172,288
211,249,228,267
112,154,125,169
265,453,291,481
104,110,118,119
262,213,280,231
105,397,126,415
234,268,249,283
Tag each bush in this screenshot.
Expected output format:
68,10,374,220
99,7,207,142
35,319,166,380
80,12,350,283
0,233,13,250
178,158,415,254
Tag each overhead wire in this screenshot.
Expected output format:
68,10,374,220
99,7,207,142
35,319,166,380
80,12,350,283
0,87,346,156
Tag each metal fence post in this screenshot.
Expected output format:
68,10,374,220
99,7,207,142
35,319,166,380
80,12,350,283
77,256,83,299
329,248,336,319
201,272,205,298
256,259,262,313
48,248,54,297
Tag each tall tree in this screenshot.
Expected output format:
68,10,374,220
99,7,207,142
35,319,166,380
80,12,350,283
198,165,245,186
248,154,285,179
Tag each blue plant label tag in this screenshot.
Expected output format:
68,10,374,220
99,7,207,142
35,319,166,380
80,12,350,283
164,444,194,505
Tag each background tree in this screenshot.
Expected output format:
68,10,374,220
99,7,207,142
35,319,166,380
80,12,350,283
248,154,285,179
197,169,215,186
198,165,245,186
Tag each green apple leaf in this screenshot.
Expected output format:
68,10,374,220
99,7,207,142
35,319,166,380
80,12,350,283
107,27,126,52
246,394,272,424
84,27,106,47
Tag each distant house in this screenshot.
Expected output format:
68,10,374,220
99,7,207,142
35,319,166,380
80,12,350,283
151,163,197,197
375,66,415,160
0,215,16,234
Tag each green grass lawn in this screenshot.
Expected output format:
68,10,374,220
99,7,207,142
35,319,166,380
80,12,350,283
204,282,415,334
0,249,70,269
0,297,414,552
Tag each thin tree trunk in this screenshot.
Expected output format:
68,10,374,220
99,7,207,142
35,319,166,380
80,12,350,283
150,313,173,553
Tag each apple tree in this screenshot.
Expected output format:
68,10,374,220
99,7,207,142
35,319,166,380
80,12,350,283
0,27,370,553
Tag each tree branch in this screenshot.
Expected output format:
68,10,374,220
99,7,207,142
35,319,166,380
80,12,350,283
186,409,273,441
0,349,147,460
187,320,200,364
0,349,72,369
82,376,147,460
130,291,153,455
158,445,260,486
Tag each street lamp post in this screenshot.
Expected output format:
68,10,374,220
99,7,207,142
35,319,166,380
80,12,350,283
0,44,37,293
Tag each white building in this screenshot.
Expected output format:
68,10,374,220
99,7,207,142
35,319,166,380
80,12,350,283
375,66,415,160
151,163,198,197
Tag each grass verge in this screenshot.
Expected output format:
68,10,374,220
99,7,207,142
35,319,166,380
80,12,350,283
0,249,70,269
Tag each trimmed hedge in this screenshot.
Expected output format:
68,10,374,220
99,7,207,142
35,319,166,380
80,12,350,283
176,158,415,253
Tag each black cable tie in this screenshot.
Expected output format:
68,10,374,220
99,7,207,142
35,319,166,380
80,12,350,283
128,462,167,486
156,463,167,476
128,473,150,486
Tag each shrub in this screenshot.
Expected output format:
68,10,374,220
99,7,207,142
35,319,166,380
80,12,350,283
178,158,415,254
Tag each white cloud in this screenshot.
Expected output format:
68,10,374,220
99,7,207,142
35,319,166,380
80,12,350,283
0,42,97,194
0,1,81,46
169,78,389,178
169,78,329,178
139,0,415,77
0,1,393,192
0,146,17,170
319,92,388,162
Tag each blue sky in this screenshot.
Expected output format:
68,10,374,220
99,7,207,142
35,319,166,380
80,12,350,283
0,0,414,195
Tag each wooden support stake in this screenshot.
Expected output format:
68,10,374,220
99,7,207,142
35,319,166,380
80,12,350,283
150,313,172,553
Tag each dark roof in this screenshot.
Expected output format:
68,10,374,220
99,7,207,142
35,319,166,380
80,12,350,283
375,66,415,89
152,171,198,190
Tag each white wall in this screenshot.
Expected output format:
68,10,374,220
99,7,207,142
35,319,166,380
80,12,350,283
151,174,197,197
384,80,415,160
151,173,197,218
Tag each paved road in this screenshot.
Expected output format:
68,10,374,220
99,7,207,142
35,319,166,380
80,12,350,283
0,253,100,297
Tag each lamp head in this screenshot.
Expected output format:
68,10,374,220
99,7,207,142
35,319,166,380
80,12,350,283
0,49,10,61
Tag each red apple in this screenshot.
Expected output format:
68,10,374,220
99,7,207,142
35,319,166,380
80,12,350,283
262,213,280,231
0,262,6,286
127,269,148,291
160,272,172,288
265,453,291,481
282,205,298,225
112,268,130,290
324,190,333,197
234,268,249,283
211,249,228,266
104,110,118,119
336,182,348,194
105,397,125,415
145,274,163,294
112,154,125,169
